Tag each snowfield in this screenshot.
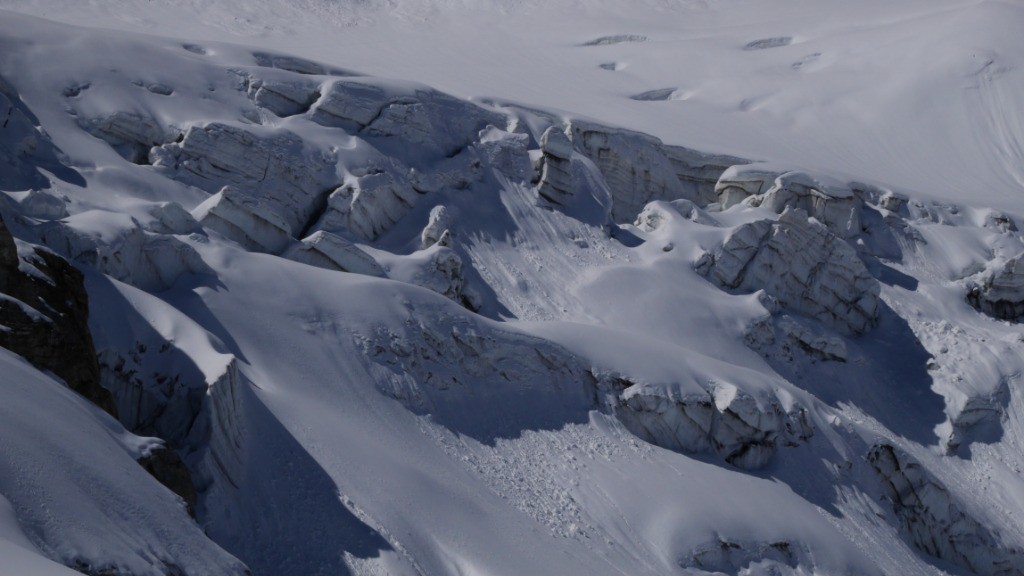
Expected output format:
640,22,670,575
1,1,1023,575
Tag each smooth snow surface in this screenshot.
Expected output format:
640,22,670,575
1,1,1023,576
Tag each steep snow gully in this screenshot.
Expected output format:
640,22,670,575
2,3,1024,576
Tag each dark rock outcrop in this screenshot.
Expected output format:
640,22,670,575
138,446,198,518
0,213,116,415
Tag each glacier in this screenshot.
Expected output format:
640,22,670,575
1,1,1024,576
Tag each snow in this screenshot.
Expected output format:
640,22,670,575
1,1,1023,575
0,349,246,575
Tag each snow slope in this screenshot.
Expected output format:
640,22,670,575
3,0,1024,212
0,2,1023,576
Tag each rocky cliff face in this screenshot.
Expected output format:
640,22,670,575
0,213,115,415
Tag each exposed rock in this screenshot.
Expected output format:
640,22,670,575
0,213,116,415
315,163,421,241
536,126,574,205
138,446,198,518
699,208,881,335
967,256,1024,321
867,444,1024,575
81,111,171,164
421,205,452,249
283,230,385,277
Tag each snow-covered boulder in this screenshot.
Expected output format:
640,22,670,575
698,208,881,335
283,230,385,277
967,256,1024,321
